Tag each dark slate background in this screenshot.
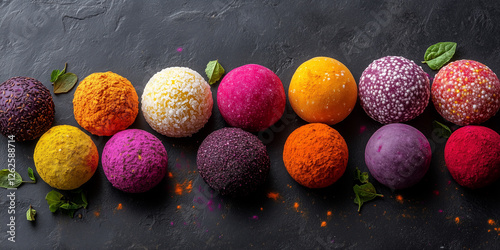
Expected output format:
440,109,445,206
1,0,500,249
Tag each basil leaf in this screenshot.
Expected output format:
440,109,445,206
50,70,61,82
422,42,457,70
0,169,23,188
433,120,452,139
53,73,78,94
205,60,225,85
27,167,36,182
45,190,64,212
26,205,36,221
354,167,369,184
353,183,383,212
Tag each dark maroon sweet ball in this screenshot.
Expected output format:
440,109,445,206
197,127,270,197
0,77,55,141
359,56,430,124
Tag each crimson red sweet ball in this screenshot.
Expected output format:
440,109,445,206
444,126,500,189
217,64,286,132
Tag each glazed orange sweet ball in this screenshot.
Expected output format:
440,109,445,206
289,57,357,125
73,72,139,136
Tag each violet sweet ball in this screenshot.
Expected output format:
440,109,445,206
102,129,168,193
217,64,286,132
365,123,432,189
359,56,430,124
197,127,270,196
0,77,55,141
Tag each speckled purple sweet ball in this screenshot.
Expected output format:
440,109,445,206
217,64,286,132
102,129,168,193
197,127,270,196
365,123,431,189
0,77,55,141
359,56,430,124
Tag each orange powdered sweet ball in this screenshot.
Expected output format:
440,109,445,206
283,123,348,188
289,57,357,125
73,72,139,136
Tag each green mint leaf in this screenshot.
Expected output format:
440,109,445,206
353,183,383,213
0,169,23,188
432,120,452,139
422,42,457,70
50,70,61,82
26,205,36,221
53,73,78,94
205,60,225,85
46,190,64,213
27,167,36,182
354,167,369,184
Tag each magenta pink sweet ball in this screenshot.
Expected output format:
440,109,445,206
217,64,286,132
102,129,168,193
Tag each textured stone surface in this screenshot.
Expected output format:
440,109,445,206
1,0,500,249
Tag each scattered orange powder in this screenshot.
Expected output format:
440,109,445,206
260,207,264,211
177,205,181,210
175,183,183,195
321,221,327,227
396,195,403,204
116,203,123,210
488,219,495,225
455,217,460,224
185,181,193,193
327,211,332,216
168,172,173,178
267,192,280,200
94,211,100,217
293,202,299,211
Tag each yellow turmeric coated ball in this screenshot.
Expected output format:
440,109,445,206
289,57,357,125
73,72,139,136
34,125,98,190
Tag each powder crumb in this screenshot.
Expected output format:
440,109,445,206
359,125,366,134
177,205,181,210
455,217,460,224
168,172,173,178
327,211,332,216
293,202,299,211
438,209,443,213
251,215,259,220
267,192,280,200
433,190,440,196
175,183,183,195
488,219,495,225
321,221,327,227
185,181,193,193
116,203,123,210
260,207,264,211
177,47,183,52
94,210,100,217
396,195,404,204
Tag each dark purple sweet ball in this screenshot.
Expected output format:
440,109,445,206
0,77,55,141
197,127,270,197
359,56,430,124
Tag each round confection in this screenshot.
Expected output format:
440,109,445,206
365,123,431,189
197,127,269,196
289,57,357,125
217,64,286,132
34,125,98,190
73,72,138,136
359,56,430,124
0,77,54,141
283,123,348,188
142,67,213,137
102,129,168,193
431,60,500,125
445,126,500,189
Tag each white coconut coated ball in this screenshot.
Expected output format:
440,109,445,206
141,67,213,137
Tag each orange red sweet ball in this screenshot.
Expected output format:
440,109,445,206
432,60,500,125
283,123,348,188
289,57,357,125
73,72,139,136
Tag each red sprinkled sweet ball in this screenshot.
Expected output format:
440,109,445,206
445,126,500,189
359,56,430,124
431,60,500,125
